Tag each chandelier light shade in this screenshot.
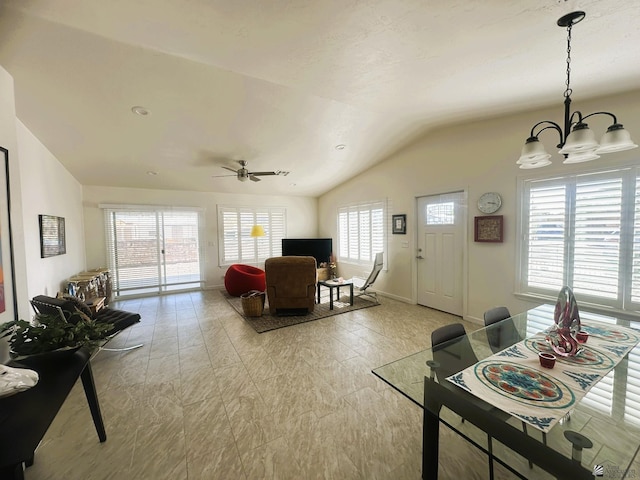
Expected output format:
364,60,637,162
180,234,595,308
517,11,637,169
250,225,265,237
563,150,601,164
597,125,639,153
517,137,552,164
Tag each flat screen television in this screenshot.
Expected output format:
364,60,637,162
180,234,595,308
281,238,332,266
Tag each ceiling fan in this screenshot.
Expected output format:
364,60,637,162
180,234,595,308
212,160,289,182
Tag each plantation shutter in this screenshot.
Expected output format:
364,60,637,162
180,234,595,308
338,211,349,259
337,201,385,265
218,206,285,265
572,175,622,299
526,182,566,292
521,168,632,310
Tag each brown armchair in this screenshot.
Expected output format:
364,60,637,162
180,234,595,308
265,256,317,315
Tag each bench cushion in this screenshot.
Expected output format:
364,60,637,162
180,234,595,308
31,295,140,337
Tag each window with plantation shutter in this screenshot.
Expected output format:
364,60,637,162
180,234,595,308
338,201,385,265
518,166,640,313
218,206,285,265
102,206,203,298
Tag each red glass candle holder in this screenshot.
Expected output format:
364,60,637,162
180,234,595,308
539,352,556,369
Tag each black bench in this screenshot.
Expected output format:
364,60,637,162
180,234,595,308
30,295,141,350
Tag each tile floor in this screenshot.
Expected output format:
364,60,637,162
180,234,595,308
23,290,541,479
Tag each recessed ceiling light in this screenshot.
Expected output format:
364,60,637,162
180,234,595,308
147,171,158,176
335,144,346,150
132,106,150,116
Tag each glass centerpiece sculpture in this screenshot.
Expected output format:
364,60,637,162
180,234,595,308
546,286,582,357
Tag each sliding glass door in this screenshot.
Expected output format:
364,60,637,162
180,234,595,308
103,207,203,297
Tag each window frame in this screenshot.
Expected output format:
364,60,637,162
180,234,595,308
101,204,204,297
217,205,286,266
516,165,640,314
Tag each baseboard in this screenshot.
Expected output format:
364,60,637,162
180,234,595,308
375,291,412,304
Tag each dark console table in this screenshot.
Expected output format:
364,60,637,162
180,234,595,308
0,348,106,480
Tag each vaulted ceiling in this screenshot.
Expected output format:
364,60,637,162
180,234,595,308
1,0,639,196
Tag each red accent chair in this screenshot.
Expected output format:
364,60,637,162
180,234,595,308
224,264,266,297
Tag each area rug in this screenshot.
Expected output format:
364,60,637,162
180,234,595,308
224,291,380,333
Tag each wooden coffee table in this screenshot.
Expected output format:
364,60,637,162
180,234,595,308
317,280,354,310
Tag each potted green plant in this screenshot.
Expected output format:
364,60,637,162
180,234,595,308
0,311,113,358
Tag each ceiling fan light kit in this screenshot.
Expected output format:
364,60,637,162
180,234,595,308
516,11,637,169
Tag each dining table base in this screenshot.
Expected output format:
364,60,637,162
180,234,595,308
422,377,594,480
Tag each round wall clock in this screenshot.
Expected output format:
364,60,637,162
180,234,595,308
478,192,502,214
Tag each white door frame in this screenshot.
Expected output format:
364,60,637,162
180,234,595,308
413,189,469,319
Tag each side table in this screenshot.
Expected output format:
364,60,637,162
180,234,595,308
317,280,354,310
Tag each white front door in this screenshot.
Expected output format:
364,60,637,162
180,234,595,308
416,192,465,315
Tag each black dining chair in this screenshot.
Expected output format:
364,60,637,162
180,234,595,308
429,322,536,475
431,323,478,379
483,306,523,354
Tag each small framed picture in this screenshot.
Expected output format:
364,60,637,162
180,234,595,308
392,214,407,234
474,215,503,243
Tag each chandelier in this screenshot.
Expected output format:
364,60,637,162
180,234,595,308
517,11,637,169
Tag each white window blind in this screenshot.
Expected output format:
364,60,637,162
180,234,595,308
103,206,203,297
631,178,640,304
218,206,285,265
518,166,640,312
338,201,385,265
526,182,566,292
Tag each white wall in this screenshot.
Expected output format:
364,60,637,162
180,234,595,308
82,186,318,290
319,89,640,322
17,121,86,300
0,65,29,329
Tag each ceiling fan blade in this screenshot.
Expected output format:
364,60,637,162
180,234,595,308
221,166,238,173
249,175,261,182
249,171,278,176
211,174,237,178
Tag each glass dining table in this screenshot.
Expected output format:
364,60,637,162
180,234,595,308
372,304,640,480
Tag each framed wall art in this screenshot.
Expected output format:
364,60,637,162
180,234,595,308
474,215,503,243
1,146,18,318
392,214,406,234
39,214,66,258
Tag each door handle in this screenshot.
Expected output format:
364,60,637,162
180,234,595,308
416,255,424,259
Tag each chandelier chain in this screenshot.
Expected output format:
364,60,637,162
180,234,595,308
564,23,573,99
